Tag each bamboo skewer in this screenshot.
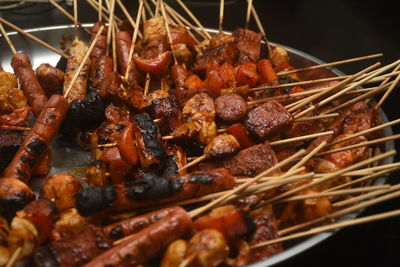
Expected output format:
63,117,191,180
124,0,144,81
73,0,79,41
106,0,116,56
295,113,338,121
288,141,327,172
176,0,211,39
86,0,122,23
0,17,68,58
48,0,91,35
5,247,22,267
248,0,271,55
375,66,400,110
144,0,155,18
161,0,178,65
252,209,400,249
98,0,103,22
263,150,396,205
278,184,390,203
116,0,143,38
279,186,400,236
0,125,31,131
245,0,253,29
327,118,400,147
277,53,383,76
333,183,400,208
287,62,380,113
317,134,400,157
0,22,17,54
64,26,105,98
219,0,224,32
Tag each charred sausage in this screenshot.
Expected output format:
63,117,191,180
11,53,48,117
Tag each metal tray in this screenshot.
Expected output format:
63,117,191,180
0,24,395,267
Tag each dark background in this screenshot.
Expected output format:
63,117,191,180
1,0,399,266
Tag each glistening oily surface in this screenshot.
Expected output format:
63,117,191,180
0,7,398,267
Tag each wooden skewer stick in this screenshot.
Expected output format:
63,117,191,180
326,166,400,193
278,184,391,203
375,65,400,110
327,118,400,147
48,0,91,35
0,22,17,54
269,131,333,146
144,0,155,18
288,141,327,172
317,134,400,157
293,61,400,119
116,0,143,38
252,209,400,249
287,62,380,113
333,183,400,208
98,0,103,21
248,0,272,55
160,0,178,65
322,81,393,115
162,1,205,41
264,150,396,205
219,0,224,32
277,53,383,76
0,125,31,131
0,17,68,58
73,0,79,41
176,0,212,39
245,0,253,29
5,246,22,267
295,113,338,122
279,185,400,236
106,0,116,56
124,0,144,80
86,0,123,23
64,26,105,98
189,149,307,218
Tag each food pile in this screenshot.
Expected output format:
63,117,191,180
0,1,399,266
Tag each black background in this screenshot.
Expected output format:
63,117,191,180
1,0,400,266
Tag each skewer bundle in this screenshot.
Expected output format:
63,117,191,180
0,1,400,267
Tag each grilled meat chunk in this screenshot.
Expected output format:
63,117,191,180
233,28,262,64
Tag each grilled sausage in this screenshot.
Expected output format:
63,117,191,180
116,31,142,85
3,94,69,182
11,53,48,117
76,168,234,216
90,22,108,59
102,206,183,241
89,55,113,93
83,207,192,267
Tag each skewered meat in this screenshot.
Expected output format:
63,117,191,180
36,63,65,97
279,189,332,228
86,160,109,187
133,113,167,170
0,70,17,90
171,64,190,90
8,199,58,259
204,134,240,158
152,95,184,134
248,205,283,263
11,53,48,117
164,144,187,176
0,87,27,115
51,208,88,241
194,205,255,245
221,142,279,176
104,102,135,123
172,112,217,145
40,173,83,212
235,62,260,87
76,168,234,215
233,28,262,64
0,106,31,126
0,178,35,221
226,123,253,149
63,40,89,102
84,207,192,267
89,21,108,59
257,59,278,84
33,224,112,267
245,100,294,140
100,147,132,185
89,55,113,93
182,93,215,119
161,239,188,267
103,206,183,241
133,51,172,80
32,147,51,177
215,93,247,122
